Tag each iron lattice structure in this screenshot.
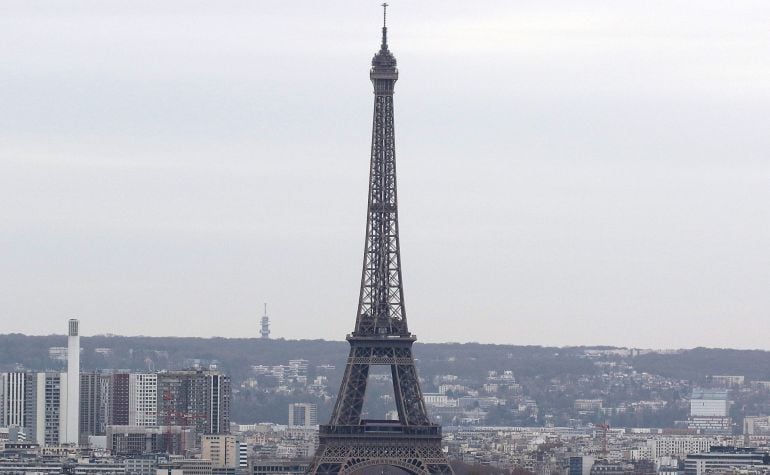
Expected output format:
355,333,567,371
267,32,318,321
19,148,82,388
308,9,453,475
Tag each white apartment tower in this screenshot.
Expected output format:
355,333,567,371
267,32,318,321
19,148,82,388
128,373,158,426
66,318,80,444
35,372,68,446
0,372,27,427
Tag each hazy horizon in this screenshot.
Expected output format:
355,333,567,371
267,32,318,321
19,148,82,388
2,331,768,353
2,1,768,348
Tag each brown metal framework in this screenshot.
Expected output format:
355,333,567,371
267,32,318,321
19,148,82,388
308,7,453,475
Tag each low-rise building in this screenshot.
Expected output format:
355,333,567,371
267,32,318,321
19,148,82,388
575,400,603,412
202,434,237,468
684,446,770,475
251,460,311,475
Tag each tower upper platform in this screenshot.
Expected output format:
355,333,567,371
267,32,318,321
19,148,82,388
370,6,398,94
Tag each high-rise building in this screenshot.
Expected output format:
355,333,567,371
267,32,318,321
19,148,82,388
208,371,230,434
79,371,112,444
288,403,317,428
31,372,68,446
0,372,27,428
97,373,111,434
5,367,233,451
157,370,231,435
109,373,130,426
66,318,80,444
79,372,103,444
1,321,82,446
128,373,158,426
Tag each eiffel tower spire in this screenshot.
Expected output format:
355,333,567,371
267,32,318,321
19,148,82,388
308,8,454,475
381,2,389,48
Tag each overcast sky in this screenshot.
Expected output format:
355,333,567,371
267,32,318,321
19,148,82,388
1,1,769,348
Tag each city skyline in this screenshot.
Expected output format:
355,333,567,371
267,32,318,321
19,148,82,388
1,1,769,349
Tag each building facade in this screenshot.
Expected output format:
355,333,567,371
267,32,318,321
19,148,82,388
684,447,769,475
647,437,716,458
202,434,237,468
689,389,730,417
107,425,195,456
79,371,111,444
129,373,158,426
34,372,68,446
688,389,731,434
288,403,317,428
569,456,595,475
0,372,27,428
157,370,231,435
110,372,131,426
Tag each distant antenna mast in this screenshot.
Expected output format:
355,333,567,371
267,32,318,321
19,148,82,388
260,303,270,339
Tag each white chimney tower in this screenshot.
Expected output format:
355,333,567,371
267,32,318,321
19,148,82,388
66,318,80,444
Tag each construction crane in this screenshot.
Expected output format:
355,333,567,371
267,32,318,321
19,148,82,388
162,389,177,454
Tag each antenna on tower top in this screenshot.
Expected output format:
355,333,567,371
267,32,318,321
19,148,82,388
380,3,389,49
382,3,388,28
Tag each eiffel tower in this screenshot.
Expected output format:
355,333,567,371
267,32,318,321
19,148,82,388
308,6,453,475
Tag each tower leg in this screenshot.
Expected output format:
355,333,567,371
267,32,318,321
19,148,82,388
330,348,370,426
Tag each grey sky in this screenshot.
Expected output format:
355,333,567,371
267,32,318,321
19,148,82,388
1,1,768,348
